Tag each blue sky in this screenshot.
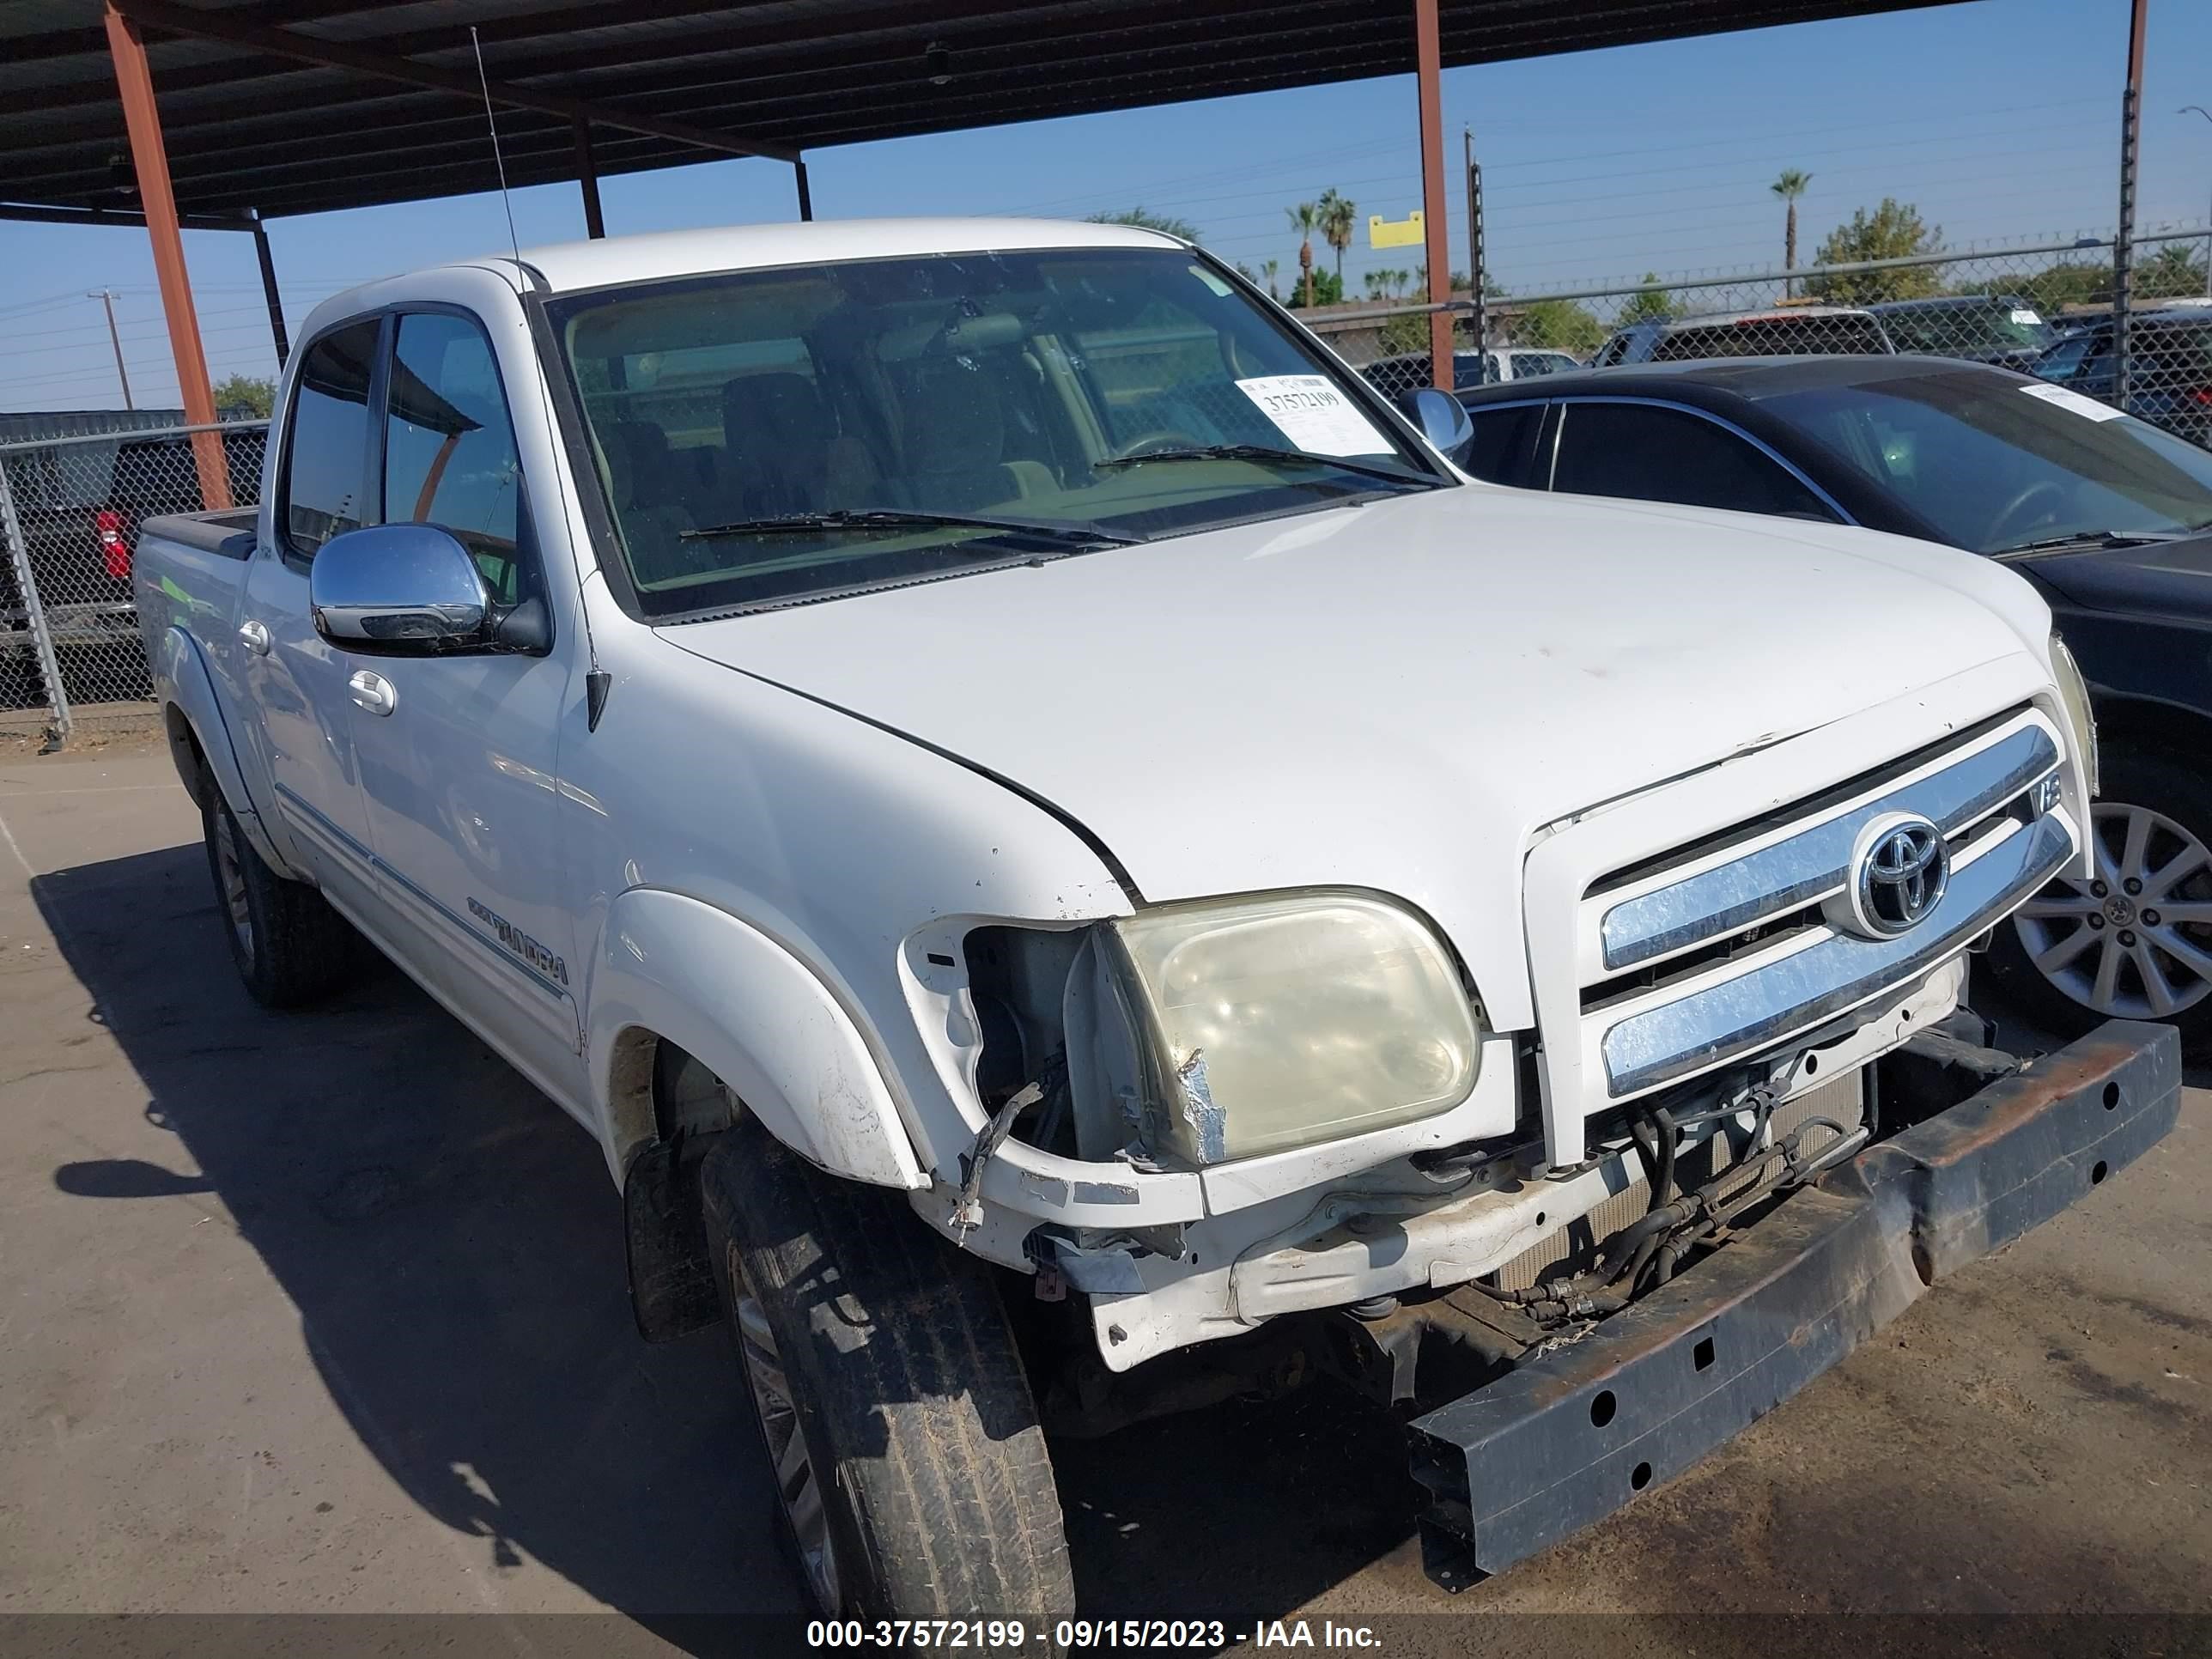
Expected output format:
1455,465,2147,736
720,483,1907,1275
5,0,2210,412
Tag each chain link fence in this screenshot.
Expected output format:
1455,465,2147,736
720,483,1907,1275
1308,229,2212,450
1,418,266,745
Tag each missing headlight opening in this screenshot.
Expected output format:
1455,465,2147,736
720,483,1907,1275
962,922,1156,1165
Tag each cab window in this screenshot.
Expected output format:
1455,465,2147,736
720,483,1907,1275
383,313,527,603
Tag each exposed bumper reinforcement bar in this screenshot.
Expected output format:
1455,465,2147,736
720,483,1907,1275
1406,1018,2182,1588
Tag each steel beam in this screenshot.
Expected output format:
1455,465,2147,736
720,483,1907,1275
0,201,254,232
574,118,605,239
1414,0,1453,391
251,210,289,368
794,157,813,222
109,0,796,163
102,1,231,511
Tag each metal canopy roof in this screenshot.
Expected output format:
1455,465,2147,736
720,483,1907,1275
3,0,1954,223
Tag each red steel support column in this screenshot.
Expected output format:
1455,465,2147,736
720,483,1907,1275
1414,0,1453,391
104,0,231,508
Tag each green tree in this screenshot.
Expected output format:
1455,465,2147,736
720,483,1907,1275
1516,299,1606,356
1805,198,1943,304
2139,241,2210,300
1979,259,2109,317
1377,306,1435,356
1085,207,1202,242
1287,200,1322,308
1317,189,1358,285
1616,273,1674,325
1282,270,1343,309
1262,258,1280,301
1771,168,1812,295
212,374,275,418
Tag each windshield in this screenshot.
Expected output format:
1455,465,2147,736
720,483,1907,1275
1762,368,2212,554
544,246,1443,615
1651,314,1893,361
1878,301,2052,355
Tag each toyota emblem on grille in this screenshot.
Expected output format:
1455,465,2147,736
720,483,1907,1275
1844,812,1950,939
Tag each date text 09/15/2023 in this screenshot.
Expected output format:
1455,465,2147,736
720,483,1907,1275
804,1620,1383,1650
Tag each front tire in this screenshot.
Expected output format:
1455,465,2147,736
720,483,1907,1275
700,1115,1073,1620
200,793,356,1008
1985,748,2212,1047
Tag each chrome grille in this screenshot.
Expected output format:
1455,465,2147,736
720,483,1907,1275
1600,720,2058,975
1575,709,2071,1103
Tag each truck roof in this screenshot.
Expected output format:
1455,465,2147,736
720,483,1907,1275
465,217,1187,301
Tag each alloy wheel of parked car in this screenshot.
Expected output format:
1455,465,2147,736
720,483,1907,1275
732,1273,842,1613
2011,799,2212,1021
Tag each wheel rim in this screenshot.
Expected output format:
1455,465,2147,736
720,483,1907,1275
2012,799,2212,1019
733,1279,841,1612
212,812,255,968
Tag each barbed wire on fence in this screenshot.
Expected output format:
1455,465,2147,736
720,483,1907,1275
1310,230,2212,411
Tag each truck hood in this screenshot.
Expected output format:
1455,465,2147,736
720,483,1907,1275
664,485,2047,1020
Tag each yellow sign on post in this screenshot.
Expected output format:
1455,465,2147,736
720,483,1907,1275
1368,210,1425,249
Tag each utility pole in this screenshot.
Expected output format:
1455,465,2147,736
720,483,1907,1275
88,289,133,409
2185,106,2212,300
2112,0,2147,411
1464,127,1488,381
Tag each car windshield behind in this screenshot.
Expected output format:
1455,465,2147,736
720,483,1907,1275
1761,368,2212,554
1650,313,1892,361
544,246,1441,614
1879,301,2053,355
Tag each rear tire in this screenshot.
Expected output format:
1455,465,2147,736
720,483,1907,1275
700,1113,1074,1620
1984,747,2212,1048
200,793,356,1009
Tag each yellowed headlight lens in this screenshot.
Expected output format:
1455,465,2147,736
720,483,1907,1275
1112,891,1480,1165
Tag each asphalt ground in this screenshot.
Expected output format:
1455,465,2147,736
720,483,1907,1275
1,740,2205,1654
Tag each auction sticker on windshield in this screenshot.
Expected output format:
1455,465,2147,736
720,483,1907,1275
1236,375,1395,456
2019,382,2126,422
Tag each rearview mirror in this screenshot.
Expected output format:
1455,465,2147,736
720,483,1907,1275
1397,386,1475,468
309,524,490,652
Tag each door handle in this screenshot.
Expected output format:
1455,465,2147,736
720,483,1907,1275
237,619,270,656
347,669,397,717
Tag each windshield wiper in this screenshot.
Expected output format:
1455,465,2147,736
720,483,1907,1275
1994,527,2201,556
1093,444,1431,489
681,507,1139,547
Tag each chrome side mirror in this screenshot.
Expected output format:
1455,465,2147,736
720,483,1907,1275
310,525,490,652
1397,386,1475,468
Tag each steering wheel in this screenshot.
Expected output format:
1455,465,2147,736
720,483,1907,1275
1111,431,1207,460
1983,478,2070,548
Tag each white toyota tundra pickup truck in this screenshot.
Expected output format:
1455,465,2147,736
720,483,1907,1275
135,218,2179,1618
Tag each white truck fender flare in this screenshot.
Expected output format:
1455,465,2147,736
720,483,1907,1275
154,623,301,879
587,888,927,1191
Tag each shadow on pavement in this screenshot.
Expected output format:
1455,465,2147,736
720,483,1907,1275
33,843,1430,1636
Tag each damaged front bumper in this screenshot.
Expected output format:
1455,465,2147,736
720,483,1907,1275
1405,1018,2182,1588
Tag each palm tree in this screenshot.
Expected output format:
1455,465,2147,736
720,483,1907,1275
1262,258,1280,301
1287,201,1321,307
1317,189,1358,285
1771,169,1812,295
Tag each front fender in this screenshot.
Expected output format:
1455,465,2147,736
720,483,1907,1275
587,888,927,1191
153,623,299,878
